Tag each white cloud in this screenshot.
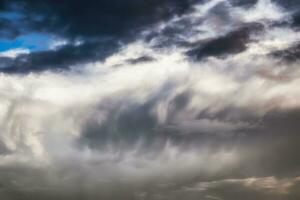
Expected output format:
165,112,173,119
0,0,299,197
0,48,29,58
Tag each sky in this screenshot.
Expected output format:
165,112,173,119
0,0,300,199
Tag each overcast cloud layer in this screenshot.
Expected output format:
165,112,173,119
0,0,300,199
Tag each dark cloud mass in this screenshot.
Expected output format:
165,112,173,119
21,0,196,37
0,0,197,72
0,0,300,199
0,40,120,73
272,43,300,62
186,23,264,60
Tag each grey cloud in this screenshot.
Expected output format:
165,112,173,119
272,43,300,62
126,56,155,65
0,0,299,199
186,23,264,61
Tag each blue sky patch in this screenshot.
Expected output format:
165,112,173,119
0,33,54,52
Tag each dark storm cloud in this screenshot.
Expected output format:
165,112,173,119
0,0,12,12
0,57,14,69
271,43,300,62
0,40,120,73
17,0,196,38
292,11,300,27
0,0,197,73
271,0,300,28
186,23,264,61
0,0,197,39
271,0,300,10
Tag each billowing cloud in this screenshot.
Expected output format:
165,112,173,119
0,0,299,199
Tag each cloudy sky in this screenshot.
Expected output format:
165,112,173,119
0,0,300,199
